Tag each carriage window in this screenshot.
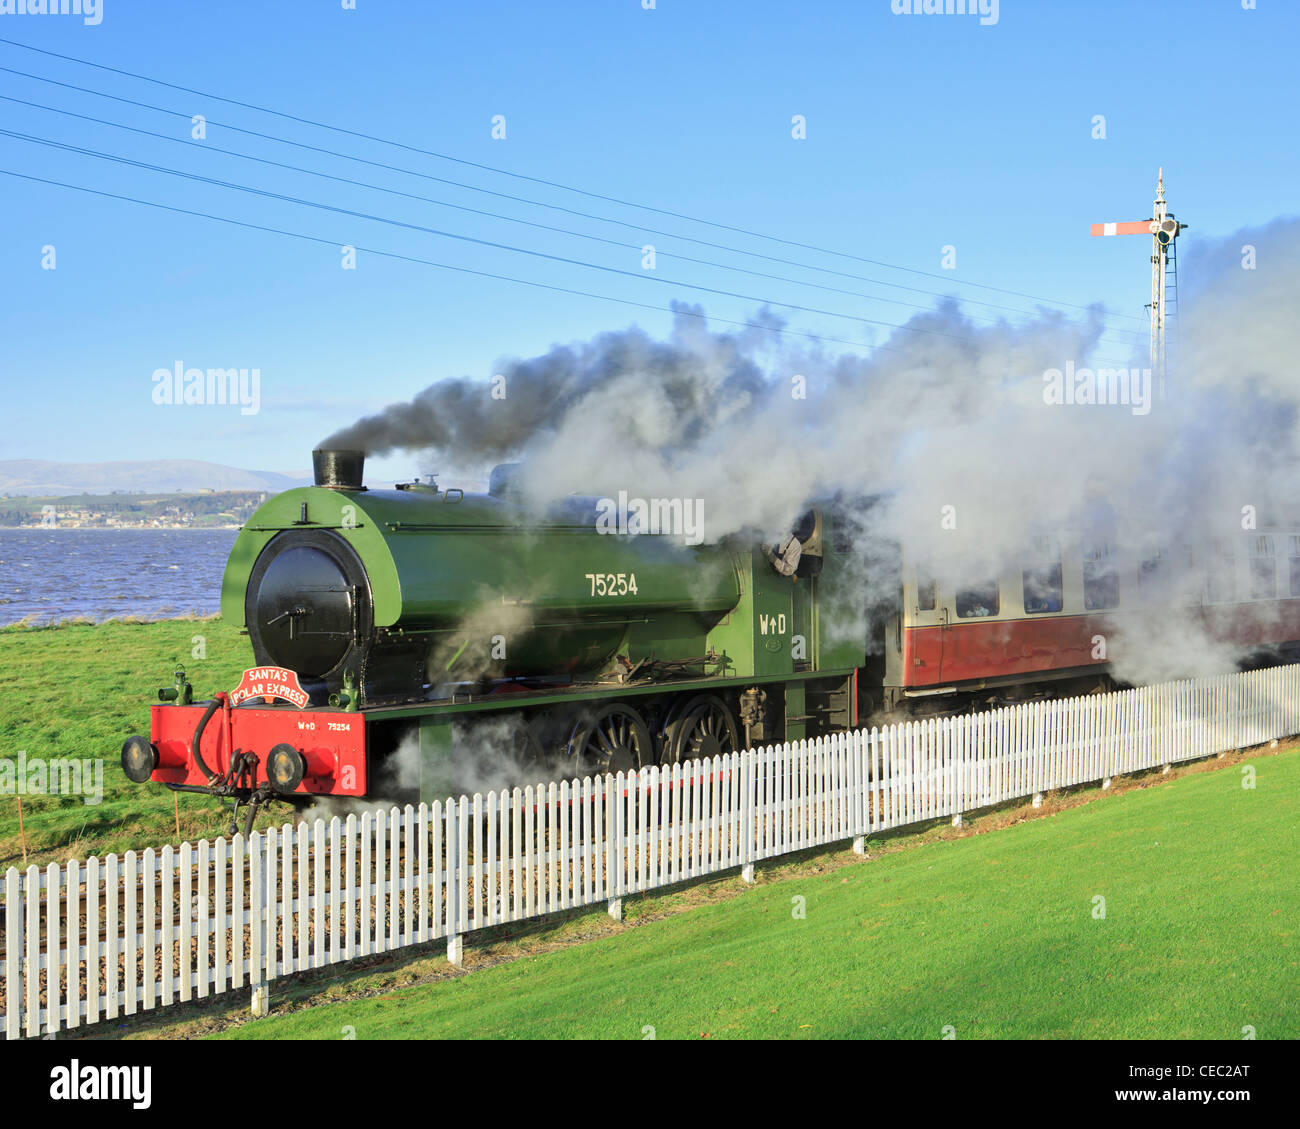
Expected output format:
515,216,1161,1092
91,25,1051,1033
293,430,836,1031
1250,536,1276,599
955,581,999,618
1206,540,1237,604
1021,537,1063,613
1138,550,1164,601
1083,543,1119,610
916,566,936,611
1140,546,1193,604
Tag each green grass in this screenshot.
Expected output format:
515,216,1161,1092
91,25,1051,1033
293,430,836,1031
216,748,1300,1040
0,618,253,866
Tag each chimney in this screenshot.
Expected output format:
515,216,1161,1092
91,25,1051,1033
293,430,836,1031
312,449,366,491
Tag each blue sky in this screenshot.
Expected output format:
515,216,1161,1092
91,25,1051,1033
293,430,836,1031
0,0,1293,486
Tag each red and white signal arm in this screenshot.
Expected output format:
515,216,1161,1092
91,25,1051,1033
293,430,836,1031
231,666,310,708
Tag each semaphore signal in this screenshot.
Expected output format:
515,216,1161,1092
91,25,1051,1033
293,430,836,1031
1091,168,1187,398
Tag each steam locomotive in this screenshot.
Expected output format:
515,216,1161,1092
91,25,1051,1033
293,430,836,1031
121,449,1300,827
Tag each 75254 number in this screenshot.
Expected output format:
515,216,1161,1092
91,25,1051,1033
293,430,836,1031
585,572,638,596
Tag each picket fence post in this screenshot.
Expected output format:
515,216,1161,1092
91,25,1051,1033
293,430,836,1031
741,748,757,883
445,801,463,968
249,832,269,1018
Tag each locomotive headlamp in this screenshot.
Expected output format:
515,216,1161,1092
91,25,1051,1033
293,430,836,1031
267,743,308,793
120,736,158,784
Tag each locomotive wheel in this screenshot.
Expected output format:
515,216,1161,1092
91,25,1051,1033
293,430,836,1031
664,695,740,765
568,704,654,776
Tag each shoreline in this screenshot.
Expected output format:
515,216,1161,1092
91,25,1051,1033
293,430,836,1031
0,612,223,631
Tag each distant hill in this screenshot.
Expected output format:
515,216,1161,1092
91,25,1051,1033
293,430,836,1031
0,459,312,497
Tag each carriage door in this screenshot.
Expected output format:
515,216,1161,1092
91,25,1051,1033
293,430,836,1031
907,562,945,687
941,575,1002,684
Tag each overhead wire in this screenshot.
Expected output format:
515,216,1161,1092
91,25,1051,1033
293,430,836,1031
0,125,1140,366
0,127,969,344
0,90,1147,345
0,40,1149,330
0,165,951,358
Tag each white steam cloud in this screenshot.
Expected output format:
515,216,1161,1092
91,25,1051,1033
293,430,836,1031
324,217,1300,686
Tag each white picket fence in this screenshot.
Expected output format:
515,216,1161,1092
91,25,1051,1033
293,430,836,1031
3,663,1298,1039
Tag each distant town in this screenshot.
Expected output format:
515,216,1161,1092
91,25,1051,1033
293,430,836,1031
0,490,269,529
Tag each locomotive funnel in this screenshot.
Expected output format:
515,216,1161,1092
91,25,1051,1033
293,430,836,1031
312,448,366,490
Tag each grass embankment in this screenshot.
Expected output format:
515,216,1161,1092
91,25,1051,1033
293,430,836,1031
193,746,1296,1041
0,617,252,867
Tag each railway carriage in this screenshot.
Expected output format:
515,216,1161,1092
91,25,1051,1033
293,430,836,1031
885,532,1300,710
